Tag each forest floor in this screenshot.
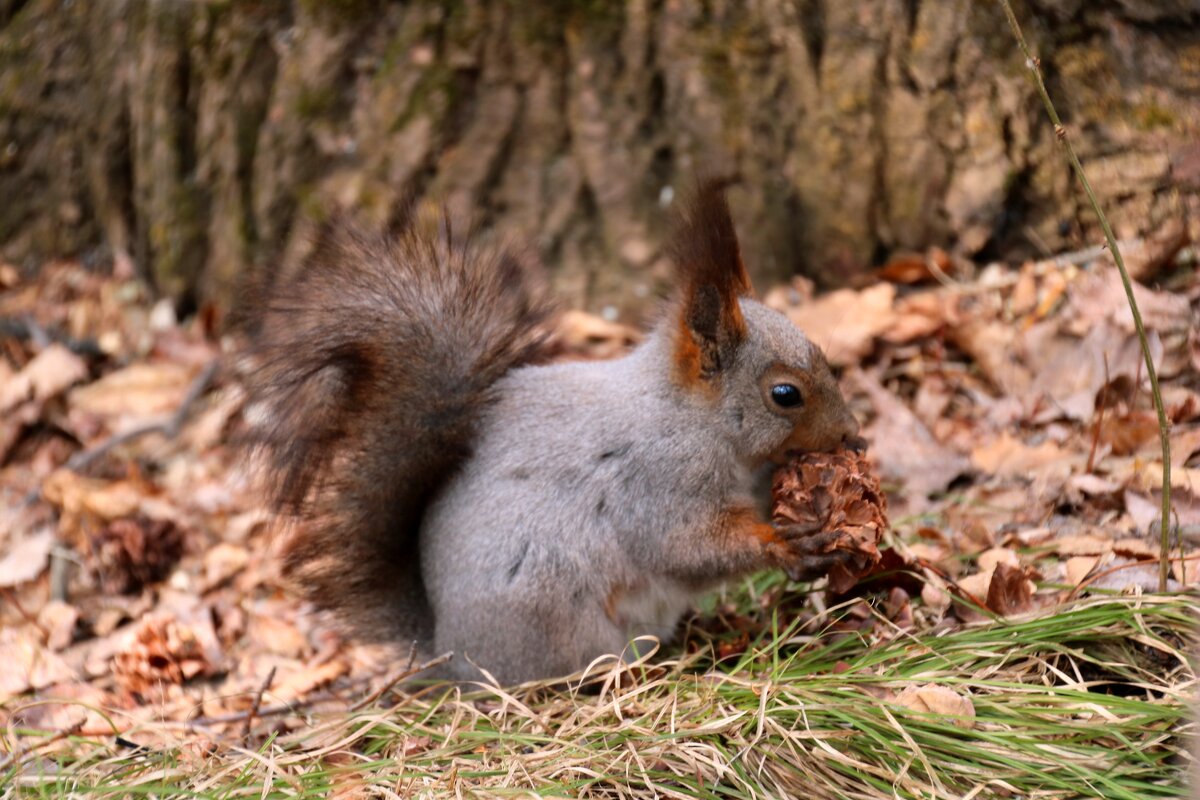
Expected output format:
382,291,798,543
1,240,1198,798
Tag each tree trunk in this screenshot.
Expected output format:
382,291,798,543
1,0,1196,317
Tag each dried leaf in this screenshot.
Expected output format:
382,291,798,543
37,600,79,651
877,252,934,284
855,371,970,498
554,310,641,360
786,283,896,366
273,658,349,701
1112,538,1156,560
948,320,1031,397
1100,411,1160,456
0,628,77,702
0,344,89,414
249,615,310,659
202,542,249,590
1170,426,1200,468
920,575,952,613
986,563,1036,616
0,527,55,587
955,571,993,604
894,684,976,728
1065,556,1101,586
68,361,194,419
1068,267,1192,335
971,433,1072,480
1055,534,1111,557
884,587,914,630
41,472,144,523
977,547,1019,572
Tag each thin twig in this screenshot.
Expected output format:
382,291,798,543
22,359,220,509
351,650,453,711
1066,551,1200,600
0,719,85,773
1085,354,1110,474
925,253,964,290
241,665,276,740
65,359,219,474
997,1,1172,591
0,316,103,357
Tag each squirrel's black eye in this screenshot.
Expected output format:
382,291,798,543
770,383,803,408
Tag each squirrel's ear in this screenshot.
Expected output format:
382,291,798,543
667,179,753,385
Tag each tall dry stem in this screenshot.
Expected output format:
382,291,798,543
996,0,1173,591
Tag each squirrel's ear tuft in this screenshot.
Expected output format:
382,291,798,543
668,179,753,385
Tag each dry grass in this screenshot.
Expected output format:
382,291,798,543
4,590,1195,799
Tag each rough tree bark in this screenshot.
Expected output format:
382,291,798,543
1,0,1196,317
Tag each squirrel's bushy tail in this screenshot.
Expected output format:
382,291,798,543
242,211,556,641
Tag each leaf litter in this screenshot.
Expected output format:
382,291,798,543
0,247,1197,796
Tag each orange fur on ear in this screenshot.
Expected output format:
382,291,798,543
667,179,753,384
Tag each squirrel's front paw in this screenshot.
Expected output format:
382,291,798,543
773,524,862,582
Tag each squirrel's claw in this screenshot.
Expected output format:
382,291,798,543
772,525,859,582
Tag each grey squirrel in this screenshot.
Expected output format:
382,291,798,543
245,182,862,684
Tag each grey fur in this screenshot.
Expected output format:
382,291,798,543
421,298,858,683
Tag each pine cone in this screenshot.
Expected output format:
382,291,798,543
92,515,184,594
772,450,888,593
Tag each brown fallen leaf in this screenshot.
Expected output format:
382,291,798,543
1064,555,1101,586
876,248,956,286
894,684,976,728
0,344,89,414
1068,266,1192,336
854,371,970,500
954,571,993,607
67,361,195,420
1171,554,1199,586
272,658,349,702
920,574,953,614
986,563,1037,616
41,472,144,525
772,449,888,593
1092,562,1183,592
1100,411,1160,456
0,526,55,588
883,291,956,344
884,587,914,631
0,261,18,289
1112,538,1156,560
0,628,78,702
977,547,1019,572
248,614,310,659
971,433,1073,481
553,310,641,361
1027,321,1151,422
1055,533,1111,557
1170,426,1200,468
1003,527,1056,547
37,600,80,651
948,319,1031,397
785,283,896,367
202,542,250,591
1009,266,1038,317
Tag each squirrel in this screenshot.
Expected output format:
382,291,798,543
243,182,862,685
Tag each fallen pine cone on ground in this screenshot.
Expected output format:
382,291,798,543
772,449,888,593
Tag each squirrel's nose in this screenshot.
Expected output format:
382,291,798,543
842,434,868,453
